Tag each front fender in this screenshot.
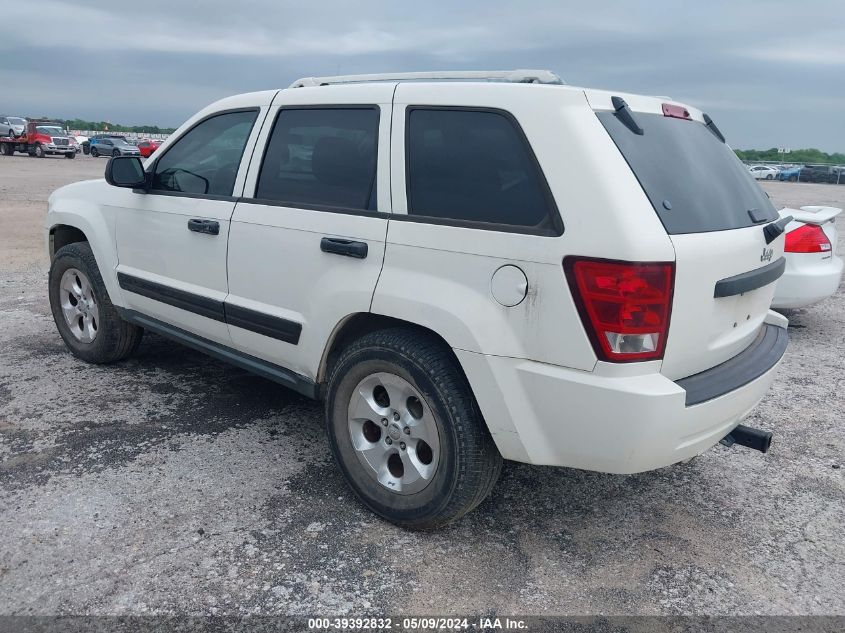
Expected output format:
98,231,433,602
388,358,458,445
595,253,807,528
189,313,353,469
46,179,125,307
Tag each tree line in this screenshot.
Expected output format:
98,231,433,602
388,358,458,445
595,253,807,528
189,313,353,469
734,148,845,165
59,118,177,134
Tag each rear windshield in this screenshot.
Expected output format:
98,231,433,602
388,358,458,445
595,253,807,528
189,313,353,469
597,111,777,234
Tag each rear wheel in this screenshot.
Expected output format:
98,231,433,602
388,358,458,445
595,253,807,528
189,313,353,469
49,242,143,364
82,144,90,155
325,328,502,530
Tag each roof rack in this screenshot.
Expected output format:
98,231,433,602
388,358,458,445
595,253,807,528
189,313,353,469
289,69,564,89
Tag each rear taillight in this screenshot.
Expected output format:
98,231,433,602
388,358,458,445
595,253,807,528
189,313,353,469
784,224,831,253
564,258,675,362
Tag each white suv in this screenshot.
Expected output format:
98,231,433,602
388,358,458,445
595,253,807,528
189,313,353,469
45,70,790,528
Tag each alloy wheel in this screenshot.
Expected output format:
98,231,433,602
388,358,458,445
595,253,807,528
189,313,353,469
346,372,441,495
59,268,99,343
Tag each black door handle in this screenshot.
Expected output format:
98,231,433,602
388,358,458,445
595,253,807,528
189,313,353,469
188,219,219,235
320,237,368,259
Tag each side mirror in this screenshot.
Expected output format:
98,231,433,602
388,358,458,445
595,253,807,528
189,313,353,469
105,156,147,189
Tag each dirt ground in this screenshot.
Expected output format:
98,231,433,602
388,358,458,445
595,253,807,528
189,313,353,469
1,154,843,617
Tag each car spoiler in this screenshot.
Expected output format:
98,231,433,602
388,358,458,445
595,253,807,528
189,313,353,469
779,205,842,225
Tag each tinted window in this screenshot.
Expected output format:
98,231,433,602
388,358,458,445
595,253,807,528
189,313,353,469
152,110,257,196
597,111,777,234
256,108,379,210
406,108,556,231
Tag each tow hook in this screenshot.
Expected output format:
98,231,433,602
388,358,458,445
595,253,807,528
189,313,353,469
720,424,773,454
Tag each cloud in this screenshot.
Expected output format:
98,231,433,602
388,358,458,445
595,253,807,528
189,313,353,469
1,0,842,151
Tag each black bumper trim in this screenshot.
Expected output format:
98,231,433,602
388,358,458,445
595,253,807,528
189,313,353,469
713,258,785,298
676,324,788,406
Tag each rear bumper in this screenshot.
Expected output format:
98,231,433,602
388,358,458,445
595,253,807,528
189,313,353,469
457,323,787,473
772,252,843,309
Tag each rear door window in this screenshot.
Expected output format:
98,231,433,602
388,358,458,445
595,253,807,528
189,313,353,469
597,111,777,234
405,107,560,234
255,107,379,211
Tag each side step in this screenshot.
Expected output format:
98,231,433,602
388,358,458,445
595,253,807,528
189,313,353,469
720,424,773,454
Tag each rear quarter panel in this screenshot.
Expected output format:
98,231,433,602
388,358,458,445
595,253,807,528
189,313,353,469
374,83,676,369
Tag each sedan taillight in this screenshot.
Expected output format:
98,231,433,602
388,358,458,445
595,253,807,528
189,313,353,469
784,224,831,253
564,258,675,362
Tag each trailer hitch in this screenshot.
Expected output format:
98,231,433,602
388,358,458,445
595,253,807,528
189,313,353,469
720,424,773,454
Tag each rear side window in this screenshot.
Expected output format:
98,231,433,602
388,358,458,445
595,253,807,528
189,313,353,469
151,109,257,197
256,107,379,211
406,108,559,233
597,111,777,234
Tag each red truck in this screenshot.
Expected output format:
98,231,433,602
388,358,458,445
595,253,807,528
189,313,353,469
0,120,77,158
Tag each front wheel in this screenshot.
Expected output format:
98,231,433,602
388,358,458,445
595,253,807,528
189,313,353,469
766,174,773,180
325,328,502,530
34,143,45,158
49,242,143,363
65,152,76,159
90,147,99,157
112,149,120,157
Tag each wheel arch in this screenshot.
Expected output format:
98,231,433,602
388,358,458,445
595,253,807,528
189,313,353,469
46,200,124,308
49,224,89,259
318,313,460,385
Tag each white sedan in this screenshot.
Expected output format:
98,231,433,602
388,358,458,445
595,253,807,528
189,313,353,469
749,165,780,180
772,206,843,309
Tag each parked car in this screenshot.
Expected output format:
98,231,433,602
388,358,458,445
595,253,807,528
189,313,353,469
82,134,127,155
136,139,161,158
90,137,140,158
778,166,801,182
0,115,27,138
748,165,779,180
797,165,840,184
772,206,843,308
44,70,789,528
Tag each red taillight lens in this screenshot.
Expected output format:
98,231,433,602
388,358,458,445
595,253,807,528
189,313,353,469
784,224,831,253
565,258,675,362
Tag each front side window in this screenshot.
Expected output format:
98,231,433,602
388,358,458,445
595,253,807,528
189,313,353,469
152,110,258,196
256,107,379,211
406,108,558,232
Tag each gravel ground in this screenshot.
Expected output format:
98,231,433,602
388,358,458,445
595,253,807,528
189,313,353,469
0,155,843,617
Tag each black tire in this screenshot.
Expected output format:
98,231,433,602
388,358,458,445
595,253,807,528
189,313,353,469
325,328,502,530
65,152,75,159
34,143,45,158
82,144,90,155
91,147,99,157
766,174,773,180
112,149,120,157
49,242,143,364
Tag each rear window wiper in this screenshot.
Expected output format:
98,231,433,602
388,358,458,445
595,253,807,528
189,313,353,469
703,113,726,143
611,96,643,136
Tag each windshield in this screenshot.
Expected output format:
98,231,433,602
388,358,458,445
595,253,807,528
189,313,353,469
37,126,66,136
597,111,778,234
9,117,25,125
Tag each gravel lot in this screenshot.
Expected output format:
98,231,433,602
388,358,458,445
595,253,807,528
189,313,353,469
1,154,843,617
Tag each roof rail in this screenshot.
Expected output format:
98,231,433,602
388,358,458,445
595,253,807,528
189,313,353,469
289,69,564,89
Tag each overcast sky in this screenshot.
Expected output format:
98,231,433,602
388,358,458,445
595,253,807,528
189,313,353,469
2,0,843,150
